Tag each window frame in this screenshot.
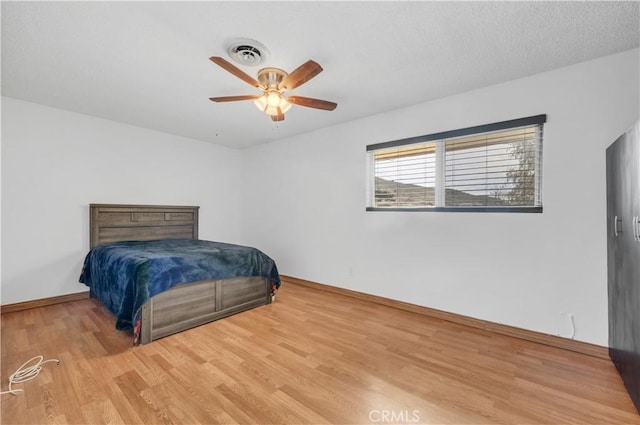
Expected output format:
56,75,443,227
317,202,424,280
366,114,546,213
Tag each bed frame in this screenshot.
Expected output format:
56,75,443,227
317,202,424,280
89,204,272,345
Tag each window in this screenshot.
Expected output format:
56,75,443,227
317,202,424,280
366,115,546,212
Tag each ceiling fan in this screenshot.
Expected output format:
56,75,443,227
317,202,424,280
208,56,337,122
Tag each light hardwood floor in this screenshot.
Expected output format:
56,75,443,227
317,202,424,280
1,283,638,424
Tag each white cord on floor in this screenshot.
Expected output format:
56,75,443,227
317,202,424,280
0,356,60,395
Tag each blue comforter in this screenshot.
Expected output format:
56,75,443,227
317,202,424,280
79,239,280,330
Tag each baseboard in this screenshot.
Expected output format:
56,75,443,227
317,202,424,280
281,275,609,360
1,291,90,314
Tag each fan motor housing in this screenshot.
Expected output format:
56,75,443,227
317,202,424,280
257,68,287,89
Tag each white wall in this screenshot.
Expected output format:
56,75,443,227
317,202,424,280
241,49,640,346
1,97,243,304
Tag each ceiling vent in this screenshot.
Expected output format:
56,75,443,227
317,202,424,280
226,38,269,67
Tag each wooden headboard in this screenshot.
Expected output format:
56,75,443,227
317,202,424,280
90,204,200,248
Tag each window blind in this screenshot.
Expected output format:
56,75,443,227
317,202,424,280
373,143,437,207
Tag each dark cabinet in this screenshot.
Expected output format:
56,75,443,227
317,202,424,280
607,120,640,413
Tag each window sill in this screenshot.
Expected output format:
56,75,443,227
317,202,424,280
366,206,543,213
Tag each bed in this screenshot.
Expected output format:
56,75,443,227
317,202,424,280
79,204,279,345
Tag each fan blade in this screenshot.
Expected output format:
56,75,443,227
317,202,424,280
287,96,337,111
271,107,285,122
280,60,323,91
209,95,260,102
209,56,262,88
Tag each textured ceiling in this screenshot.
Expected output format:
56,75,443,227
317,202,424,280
2,1,639,149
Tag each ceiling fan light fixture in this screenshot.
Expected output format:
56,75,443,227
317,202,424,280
254,91,291,116
209,56,336,120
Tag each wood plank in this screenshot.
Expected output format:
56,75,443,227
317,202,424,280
281,274,610,360
220,277,269,309
151,280,217,312
98,225,195,244
152,298,218,331
91,204,199,211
